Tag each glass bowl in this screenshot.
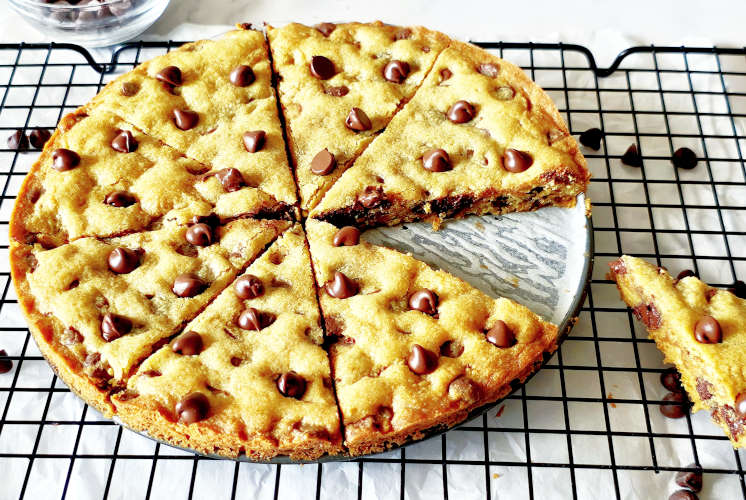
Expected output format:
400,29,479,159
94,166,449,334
8,0,171,47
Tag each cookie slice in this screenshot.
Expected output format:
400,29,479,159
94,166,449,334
311,41,589,228
305,220,558,455
267,22,450,212
10,219,290,415
113,224,342,460
90,26,297,220
609,255,746,447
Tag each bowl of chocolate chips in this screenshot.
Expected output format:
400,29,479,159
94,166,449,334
8,0,170,47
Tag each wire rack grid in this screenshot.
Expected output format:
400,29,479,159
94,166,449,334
0,39,745,500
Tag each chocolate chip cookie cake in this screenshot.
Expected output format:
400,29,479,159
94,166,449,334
9,22,589,459
609,256,746,448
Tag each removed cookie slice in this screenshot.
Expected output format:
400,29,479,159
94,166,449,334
114,224,342,459
311,41,589,228
90,25,297,220
10,218,289,415
267,22,450,212
609,255,746,448
306,220,559,455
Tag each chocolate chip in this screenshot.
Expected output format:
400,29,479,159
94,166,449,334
176,392,209,423
172,273,206,298
28,128,51,149
383,60,410,83
448,375,481,402
52,148,80,171
325,271,358,299
61,327,83,346
315,22,336,36
156,66,182,86
237,307,275,331
324,85,349,97
310,55,335,80
310,149,336,175
440,68,453,82
332,226,360,246
101,313,132,342
676,269,696,281
673,147,698,170
440,340,463,358
104,191,136,207
108,247,139,273
660,368,683,392
503,149,533,173
694,316,722,344
358,186,383,208
446,100,476,124
7,130,29,151
394,28,412,40
215,168,245,192
478,63,499,77
633,303,662,329
409,289,438,315
345,107,372,132
173,331,203,355
669,490,698,500
486,320,516,347
229,65,255,87
494,86,515,100
111,130,137,153
660,391,689,419
621,144,643,167
579,127,603,150
230,357,243,367
277,371,306,398
422,148,452,172
173,109,199,130
234,274,264,300
407,344,438,375
729,280,746,298
191,213,220,228
185,223,213,247
120,81,139,96
242,130,266,153
675,464,703,493
0,349,12,374
735,393,746,417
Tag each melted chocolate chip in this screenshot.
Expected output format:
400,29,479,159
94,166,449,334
357,186,384,208
172,273,206,298
101,313,132,342
478,63,499,77
229,65,255,87
440,340,464,358
104,191,136,207
448,375,481,402
176,392,209,423
408,289,438,315
120,81,139,97
237,307,275,331
310,149,336,175
446,100,476,124
407,344,438,375
242,130,266,153
632,303,661,329
234,274,264,300
676,269,696,281
310,55,335,80
277,371,306,398
621,144,643,167
0,349,13,374
215,167,245,192
52,148,80,171
7,130,29,151
579,127,603,150
394,28,412,40
673,147,698,170
485,320,516,348
332,226,361,246
29,128,51,149
693,316,722,344
503,149,533,173
383,60,410,83
325,271,359,299
155,66,182,86
660,391,689,419
111,130,137,153
173,331,203,355
173,109,199,130
440,68,452,82
422,148,452,172
185,223,213,247
675,464,703,493
345,107,372,132
108,247,139,274
735,393,746,417
324,85,349,97
315,22,336,37
660,368,683,392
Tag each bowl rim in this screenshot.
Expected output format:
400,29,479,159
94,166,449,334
10,0,159,9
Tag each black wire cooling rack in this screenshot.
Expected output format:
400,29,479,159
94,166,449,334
1,40,746,500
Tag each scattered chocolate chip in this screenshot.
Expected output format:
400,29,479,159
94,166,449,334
383,60,410,83
143,369,161,377
173,331,203,355
120,81,139,97
237,307,275,331
111,130,137,153
234,274,264,300
478,63,499,77
676,269,696,281
215,167,245,192
673,147,698,170
486,320,517,348
422,148,452,172
52,148,80,171
277,371,306,398
191,213,220,228
324,85,349,97
0,349,12,374
173,109,199,130
108,247,139,273
29,128,51,149
579,127,603,150
172,273,206,298
230,357,243,367
332,226,361,246
494,86,515,100
621,144,643,167
735,393,746,417
104,191,136,207
660,391,689,419
176,392,209,423
61,327,83,346
661,368,683,392
728,280,746,299
440,340,463,358
669,490,698,500
229,65,255,87
101,313,132,342
448,375,481,402
357,186,383,208
155,65,182,86
446,100,476,124
693,316,722,344
675,464,703,493
633,303,661,329
185,223,213,247
440,68,452,82
345,107,372,132
408,289,438,315
310,148,337,175
310,55,335,80
7,130,29,151
242,130,266,153
325,271,359,299
547,128,566,145
503,149,533,173
84,352,101,367
407,344,438,375
315,22,336,37
395,28,412,40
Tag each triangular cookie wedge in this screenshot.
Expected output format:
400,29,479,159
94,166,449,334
113,224,342,460
89,26,297,220
609,255,746,448
267,22,450,212
306,220,558,455
10,219,289,415
311,41,589,228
